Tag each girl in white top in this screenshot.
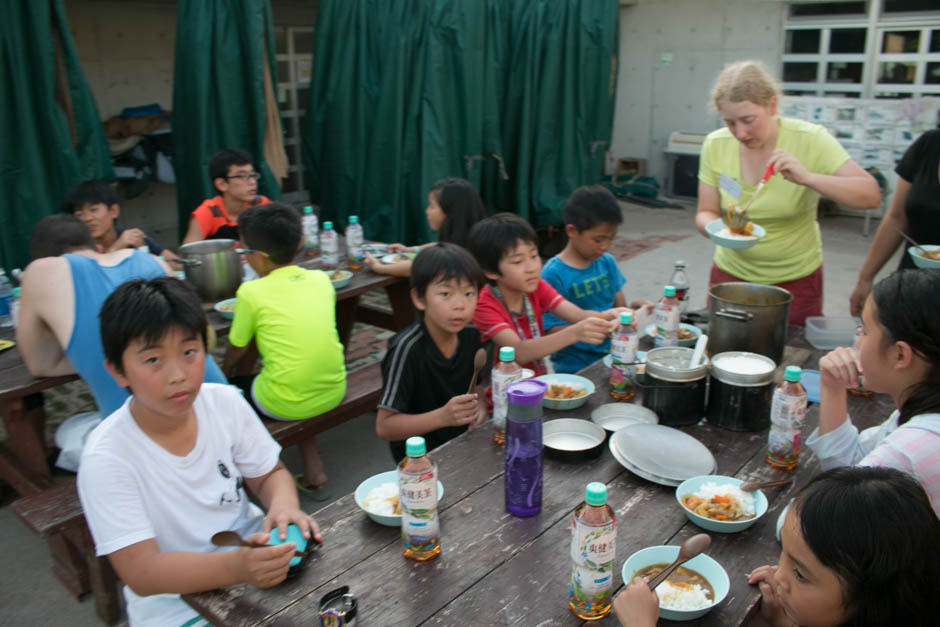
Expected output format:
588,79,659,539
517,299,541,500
807,268,940,516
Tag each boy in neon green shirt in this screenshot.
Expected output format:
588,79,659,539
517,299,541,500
223,203,345,499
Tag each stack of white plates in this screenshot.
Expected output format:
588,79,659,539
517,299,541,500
609,424,716,487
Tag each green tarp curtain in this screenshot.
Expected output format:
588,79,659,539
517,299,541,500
303,0,618,244
0,0,112,271
172,0,281,240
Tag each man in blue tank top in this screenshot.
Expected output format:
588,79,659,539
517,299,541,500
16,215,227,417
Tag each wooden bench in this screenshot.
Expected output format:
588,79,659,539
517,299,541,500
11,361,384,624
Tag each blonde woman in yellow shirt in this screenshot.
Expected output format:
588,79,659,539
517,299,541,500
695,60,880,325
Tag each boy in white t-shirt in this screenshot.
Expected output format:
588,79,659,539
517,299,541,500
77,277,321,627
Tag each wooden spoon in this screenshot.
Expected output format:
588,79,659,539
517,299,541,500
467,348,487,394
738,478,792,492
211,530,309,558
647,534,712,591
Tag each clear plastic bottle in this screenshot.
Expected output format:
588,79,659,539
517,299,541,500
609,311,637,401
398,436,440,561
653,285,680,347
491,346,523,445
670,261,691,313
320,221,339,270
302,205,319,257
9,287,20,328
505,380,546,517
766,366,808,470
0,269,13,327
345,215,364,270
568,482,616,620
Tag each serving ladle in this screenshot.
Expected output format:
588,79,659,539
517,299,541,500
211,530,309,558
467,348,487,394
738,478,792,492
646,533,712,591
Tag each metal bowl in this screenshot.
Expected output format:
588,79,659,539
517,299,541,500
543,419,606,462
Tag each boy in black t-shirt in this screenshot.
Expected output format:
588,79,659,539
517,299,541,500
377,243,488,463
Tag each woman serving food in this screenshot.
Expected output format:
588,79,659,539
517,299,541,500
695,60,880,325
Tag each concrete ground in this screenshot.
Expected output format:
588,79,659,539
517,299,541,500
0,199,897,626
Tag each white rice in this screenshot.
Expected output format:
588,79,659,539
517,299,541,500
715,226,757,240
693,481,756,517
657,580,712,611
712,354,774,375
363,482,399,516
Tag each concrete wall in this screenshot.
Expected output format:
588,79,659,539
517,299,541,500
611,0,787,189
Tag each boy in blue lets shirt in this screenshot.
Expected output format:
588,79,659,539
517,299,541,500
543,185,653,373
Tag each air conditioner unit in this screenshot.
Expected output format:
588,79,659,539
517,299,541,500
664,131,708,199
665,131,707,156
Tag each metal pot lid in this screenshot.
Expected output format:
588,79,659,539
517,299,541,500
180,239,238,254
610,424,716,482
710,351,776,386
591,403,658,432
645,347,708,382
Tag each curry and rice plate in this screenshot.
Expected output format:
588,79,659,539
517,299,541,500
363,482,401,516
682,481,756,521
634,563,715,611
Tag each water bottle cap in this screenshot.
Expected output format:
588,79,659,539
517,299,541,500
674,260,686,268
405,436,427,457
499,346,515,362
619,311,633,324
13,287,20,297
303,205,313,214
349,215,359,224
784,365,802,382
585,482,607,506
506,379,547,406
323,221,333,230
664,285,676,297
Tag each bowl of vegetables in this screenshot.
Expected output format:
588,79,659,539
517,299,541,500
675,475,768,533
329,270,353,288
533,374,594,410
213,298,237,320
908,245,940,269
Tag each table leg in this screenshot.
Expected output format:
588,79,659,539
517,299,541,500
0,394,51,482
335,295,360,348
385,281,416,330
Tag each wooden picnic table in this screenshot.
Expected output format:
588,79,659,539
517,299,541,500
184,327,893,626
0,255,414,497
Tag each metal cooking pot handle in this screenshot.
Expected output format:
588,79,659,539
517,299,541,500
177,258,202,267
715,308,753,322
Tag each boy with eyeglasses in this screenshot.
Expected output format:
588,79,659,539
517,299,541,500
182,148,271,244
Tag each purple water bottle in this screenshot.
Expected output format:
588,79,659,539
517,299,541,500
505,379,546,517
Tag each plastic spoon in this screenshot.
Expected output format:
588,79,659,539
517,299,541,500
738,478,792,492
647,533,712,591
689,334,708,367
211,530,309,558
467,348,487,394
894,227,931,257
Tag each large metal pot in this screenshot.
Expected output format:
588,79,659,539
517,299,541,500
707,282,792,364
179,239,244,301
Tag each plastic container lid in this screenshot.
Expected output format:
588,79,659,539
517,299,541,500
620,311,633,324
804,316,859,350
349,215,359,223
585,482,607,506
784,365,802,382
499,346,516,362
405,436,426,457
506,379,547,405
664,285,676,297
303,205,313,214
323,221,333,230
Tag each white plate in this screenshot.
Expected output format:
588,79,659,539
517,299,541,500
705,218,766,250
603,351,647,369
611,424,716,483
591,403,658,432
609,436,682,487
381,253,416,264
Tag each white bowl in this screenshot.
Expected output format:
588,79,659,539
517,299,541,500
381,252,416,264
908,245,940,269
675,475,768,533
705,218,765,250
621,545,730,621
354,470,444,526
213,298,237,320
533,374,595,410
328,270,353,288
644,323,701,348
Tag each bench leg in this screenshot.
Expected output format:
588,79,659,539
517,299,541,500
79,524,122,625
48,527,91,597
385,282,415,330
0,394,51,482
335,295,360,348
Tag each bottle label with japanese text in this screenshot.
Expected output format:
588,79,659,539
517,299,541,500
399,471,439,540
570,519,616,568
491,369,523,428
770,392,806,430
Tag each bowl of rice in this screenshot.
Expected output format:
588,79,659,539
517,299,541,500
675,475,768,533
354,470,445,526
622,545,730,621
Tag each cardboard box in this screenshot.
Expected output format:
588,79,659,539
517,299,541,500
616,157,647,176
884,33,904,54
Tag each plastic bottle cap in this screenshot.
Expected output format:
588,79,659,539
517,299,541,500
675,260,686,268
784,365,802,382
323,221,333,230
349,215,359,224
405,436,426,457
664,285,676,297
303,205,313,214
499,346,515,362
619,311,633,325
13,287,20,297
506,379,547,406
585,482,607,506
